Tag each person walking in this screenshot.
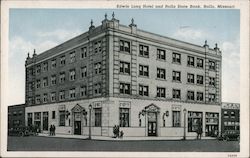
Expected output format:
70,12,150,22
49,125,53,136
52,125,56,136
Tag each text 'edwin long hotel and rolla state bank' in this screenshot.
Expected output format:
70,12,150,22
25,13,222,138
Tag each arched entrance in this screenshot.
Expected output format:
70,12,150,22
141,104,160,136
71,104,87,135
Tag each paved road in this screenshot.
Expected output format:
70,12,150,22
7,136,239,152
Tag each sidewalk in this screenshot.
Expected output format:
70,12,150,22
38,133,216,141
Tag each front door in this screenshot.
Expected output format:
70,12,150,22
148,112,157,136
74,121,81,135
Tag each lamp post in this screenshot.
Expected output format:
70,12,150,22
88,104,92,140
183,108,187,140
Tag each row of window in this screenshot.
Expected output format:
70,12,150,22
28,40,103,75
223,111,237,118
124,42,217,70
32,84,101,104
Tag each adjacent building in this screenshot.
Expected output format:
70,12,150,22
8,104,26,129
25,13,222,138
221,102,240,133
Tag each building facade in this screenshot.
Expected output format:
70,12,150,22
8,104,26,129
25,14,222,138
221,102,240,134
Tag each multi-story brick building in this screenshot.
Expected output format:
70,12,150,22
25,13,222,138
8,104,26,129
221,102,240,134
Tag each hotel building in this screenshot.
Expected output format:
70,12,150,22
25,13,222,138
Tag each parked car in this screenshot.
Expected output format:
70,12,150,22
8,126,33,136
218,131,240,141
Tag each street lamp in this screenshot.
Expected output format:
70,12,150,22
88,104,92,140
183,108,187,140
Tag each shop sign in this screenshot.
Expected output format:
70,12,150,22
93,102,102,108
58,105,66,111
119,101,131,108
172,105,181,111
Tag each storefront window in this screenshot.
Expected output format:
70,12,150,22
59,111,65,126
94,108,102,127
172,111,181,127
119,108,130,127
188,111,202,132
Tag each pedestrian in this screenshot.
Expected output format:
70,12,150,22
197,120,202,139
49,125,52,136
52,125,56,136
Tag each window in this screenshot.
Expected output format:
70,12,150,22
120,61,130,74
173,53,181,63
139,44,149,57
36,65,41,74
43,93,48,103
172,111,181,127
187,56,195,66
51,75,56,85
59,110,65,126
197,58,203,68
59,90,65,101
70,51,76,63
120,40,130,53
59,72,66,83
60,55,66,65
94,41,102,53
223,111,229,118
197,75,204,85
35,95,41,104
197,92,204,101
43,62,48,71
187,73,194,83
81,47,87,58
27,113,33,126
94,62,102,74
172,71,181,82
139,85,149,96
157,87,165,98
188,111,202,132
81,66,87,78
80,86,87,97
69,88,76,99
139,65,149,77
187,91,195,100
157,49,166,60
120,83,131,94
119,108,130,127
157,68,166,79
231,111,235,118
28,82,33,91
173,89,181,99
209,77,216,86
69,69,76,81
94,83,102,94
43,77,48,87
42,112,49,131
208,93,216,102
209,60,216,70
51,92,56,102
52,111,56,119
51,59,56,68
94,108,102,127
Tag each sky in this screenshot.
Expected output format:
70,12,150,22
8,9,240,105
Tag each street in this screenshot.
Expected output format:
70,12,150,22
7,136,239,152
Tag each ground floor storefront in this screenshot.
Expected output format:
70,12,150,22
25,97,221,139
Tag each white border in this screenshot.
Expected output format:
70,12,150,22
1,0,249,157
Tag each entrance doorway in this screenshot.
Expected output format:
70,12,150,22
205,125,218,137
74,121,81,135
148,112,157,136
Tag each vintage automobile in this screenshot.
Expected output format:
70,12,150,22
218,130,240,141
8,126,34,136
